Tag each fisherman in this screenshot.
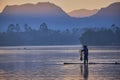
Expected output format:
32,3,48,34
81,45,89,64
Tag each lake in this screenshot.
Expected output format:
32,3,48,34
0,45,120,80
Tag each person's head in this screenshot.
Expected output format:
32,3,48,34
83,45,87,48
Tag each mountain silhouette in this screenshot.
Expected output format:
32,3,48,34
68,9,98,18
95,2,120,17
0,2,120,32
83,2,120,27
2,2,69,17
0,2,74,32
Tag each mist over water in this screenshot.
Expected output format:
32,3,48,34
0,45,120,80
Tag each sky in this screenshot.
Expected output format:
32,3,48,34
0,0,120,13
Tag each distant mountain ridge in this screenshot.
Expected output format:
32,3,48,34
0,2,120,32
87,2,120,26
2,2,69,17
68,9,98,18
94,2,120,17
0,2,71,31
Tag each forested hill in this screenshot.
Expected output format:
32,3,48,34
80,24,120,46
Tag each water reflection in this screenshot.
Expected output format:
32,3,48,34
0,46,120,80
80,64,89,80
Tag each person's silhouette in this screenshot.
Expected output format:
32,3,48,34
81,45,89,64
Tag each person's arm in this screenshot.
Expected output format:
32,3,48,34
80,50,83,61
81,49,84,53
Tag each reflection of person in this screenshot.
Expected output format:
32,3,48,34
84,64,89,80
80,64,89,80
81,45,88,64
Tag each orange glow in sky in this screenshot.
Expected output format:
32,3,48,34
0,0,120,13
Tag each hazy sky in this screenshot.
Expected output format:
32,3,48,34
0,0,120,13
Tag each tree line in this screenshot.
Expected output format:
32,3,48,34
0,23,81,46
80,24,120,45
0,23,119,46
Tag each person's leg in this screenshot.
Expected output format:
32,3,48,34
84,55,87,64
86,57,88,64
84,60,86,64
86,59,88,64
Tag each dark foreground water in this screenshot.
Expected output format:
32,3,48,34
0,45,120,80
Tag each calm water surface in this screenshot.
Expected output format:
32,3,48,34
0,45,120,80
